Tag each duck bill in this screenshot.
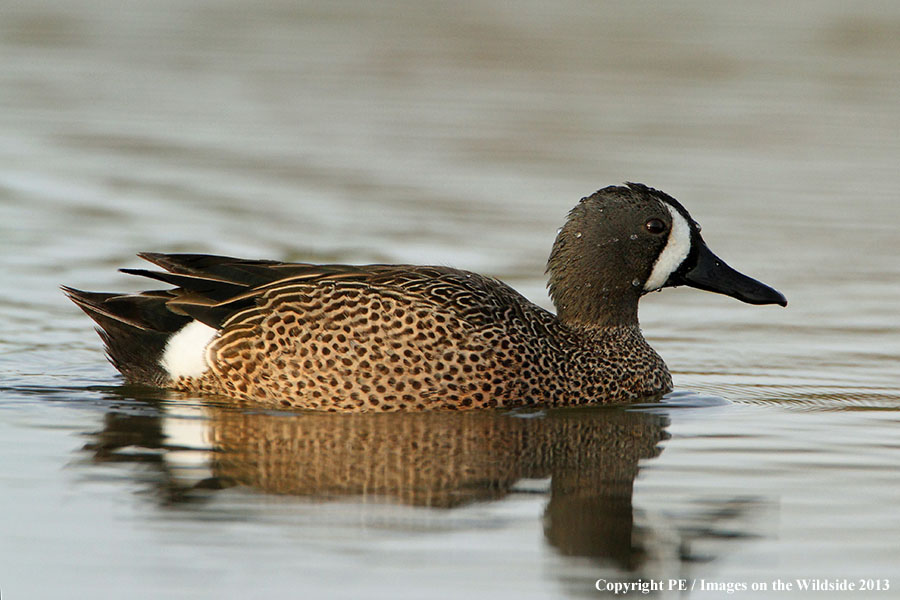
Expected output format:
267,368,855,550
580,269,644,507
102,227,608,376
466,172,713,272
672,242,787,306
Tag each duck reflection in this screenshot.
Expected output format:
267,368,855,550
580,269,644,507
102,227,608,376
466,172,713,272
86,397,669,569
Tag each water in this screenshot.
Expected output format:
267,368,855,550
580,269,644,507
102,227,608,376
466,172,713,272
2,0,899,597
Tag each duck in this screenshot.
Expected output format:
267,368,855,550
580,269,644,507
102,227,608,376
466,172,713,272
64,183,786,412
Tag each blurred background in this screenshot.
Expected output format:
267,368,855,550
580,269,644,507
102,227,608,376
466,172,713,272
1,1,898,598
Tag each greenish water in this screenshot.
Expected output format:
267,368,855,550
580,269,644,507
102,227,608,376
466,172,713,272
1,1,899,598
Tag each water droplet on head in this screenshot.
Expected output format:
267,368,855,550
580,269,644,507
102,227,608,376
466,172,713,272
575,232,583,238
631,278,641,287
629,234,638,240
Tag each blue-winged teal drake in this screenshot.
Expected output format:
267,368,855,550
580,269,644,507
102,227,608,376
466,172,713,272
65,183,786,412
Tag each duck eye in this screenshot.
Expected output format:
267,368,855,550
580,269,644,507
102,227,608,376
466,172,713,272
645,218,667,235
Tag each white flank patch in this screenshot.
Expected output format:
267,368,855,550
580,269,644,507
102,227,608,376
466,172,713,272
160,320,217,380
643,204,693,291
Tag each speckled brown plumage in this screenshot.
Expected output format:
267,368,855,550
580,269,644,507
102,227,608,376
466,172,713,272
179,265,671,411
65,183,786,411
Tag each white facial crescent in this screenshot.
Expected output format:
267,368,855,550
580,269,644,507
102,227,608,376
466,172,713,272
644,203,692,292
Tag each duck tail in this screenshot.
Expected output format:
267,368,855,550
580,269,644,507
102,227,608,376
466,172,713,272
62,286,190,386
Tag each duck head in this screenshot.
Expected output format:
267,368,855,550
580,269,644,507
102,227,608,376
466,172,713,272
547,183,786,328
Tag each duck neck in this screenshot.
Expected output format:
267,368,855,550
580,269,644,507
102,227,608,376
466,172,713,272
548,276,641,329
546,245,642,329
